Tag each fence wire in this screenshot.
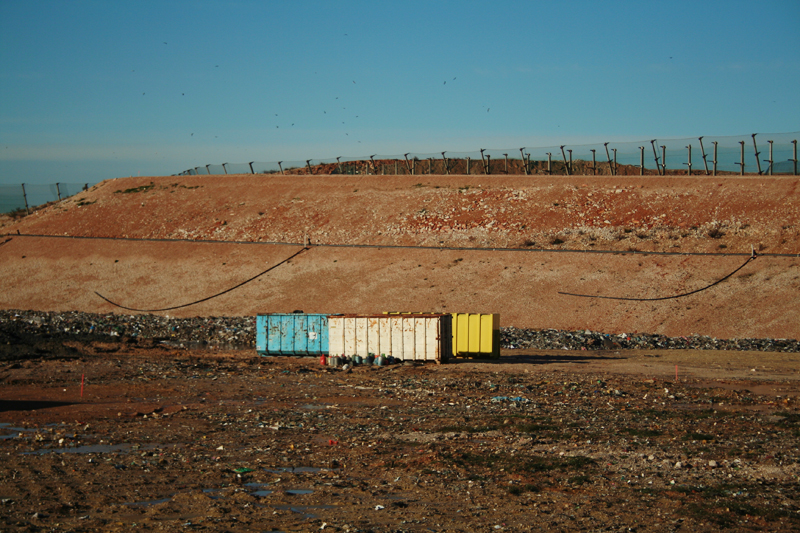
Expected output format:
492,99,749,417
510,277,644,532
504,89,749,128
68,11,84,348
0,182,91,215
176,131,799,177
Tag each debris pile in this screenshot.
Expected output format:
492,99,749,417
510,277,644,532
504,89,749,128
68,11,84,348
1,310,797,353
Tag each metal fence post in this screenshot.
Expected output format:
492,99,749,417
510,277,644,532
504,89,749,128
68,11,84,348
480,149,487,173
547,152,552,175
684,145,692,176
442,152,450,175
22,183,29,215
560,146,570,175
568,150,573,175
792,140,798,175
306,160,313,174
206,164,212,174
56,182,62,201
403,154,412,175
661,146,667,174
591,149,597,175
699,137,710,175
277,161,283,175
767,140,773,175
519,148,529,175
737,141,745,175
503,153,508,174
612,149,617,176
712,142,718,176
249,162,256,174
752,134,762,175
486,155,491,175
639,146,645,175
604,143,613,176
651,140,661,175
222,163,228,175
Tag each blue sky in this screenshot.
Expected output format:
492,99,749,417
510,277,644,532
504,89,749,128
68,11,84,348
1,0,799,184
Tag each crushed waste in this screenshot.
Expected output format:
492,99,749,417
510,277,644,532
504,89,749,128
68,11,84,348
1,310,797,356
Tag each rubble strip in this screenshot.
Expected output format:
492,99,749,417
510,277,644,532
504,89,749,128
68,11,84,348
1,310,797,353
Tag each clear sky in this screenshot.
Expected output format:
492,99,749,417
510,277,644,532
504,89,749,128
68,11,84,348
1,0,799,184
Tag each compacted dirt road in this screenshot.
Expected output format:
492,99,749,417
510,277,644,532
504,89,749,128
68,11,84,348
1,173,799,531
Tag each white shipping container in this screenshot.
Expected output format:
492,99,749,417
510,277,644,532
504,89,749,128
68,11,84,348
328,315,451,363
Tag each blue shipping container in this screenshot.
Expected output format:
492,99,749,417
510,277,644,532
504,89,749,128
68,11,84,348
256,314,330,356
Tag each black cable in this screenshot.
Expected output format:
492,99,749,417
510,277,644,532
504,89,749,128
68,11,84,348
95,246,309,312
558,253,757,301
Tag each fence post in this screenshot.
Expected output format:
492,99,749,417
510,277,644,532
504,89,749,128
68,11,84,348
370,155,377,175
792,140,798,175
480,149,487,173
306,160,313,174
650,140,658,175
661,146,667,174
222,163,228,175
394,160,398,175
442,152,450,175
684,144,692,176
56,182,62,201
503,153,508,174
737,141,745,175
560,146,570,175
591,149,597,175
751,134,762,175
547,152,552,175
84,183,88,191
568,150,573,175
766,140,773,175
712,141,719,176
604,143,613,176
639,146,645,175
519,148,529,175
486,155,491,175
206,164,212,174
22,183,30,215
698,137,710,175
612,149,617,176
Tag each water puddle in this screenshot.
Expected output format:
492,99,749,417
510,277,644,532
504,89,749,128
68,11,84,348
0,424,35,440
244,482,274,497
274,504,334,520
285,489,314,495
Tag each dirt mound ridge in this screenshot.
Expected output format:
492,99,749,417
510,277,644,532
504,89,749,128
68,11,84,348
1,174,798,340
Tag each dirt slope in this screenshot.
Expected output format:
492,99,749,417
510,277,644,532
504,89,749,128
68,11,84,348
1,174,799,339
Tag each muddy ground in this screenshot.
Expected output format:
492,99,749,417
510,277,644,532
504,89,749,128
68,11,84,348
1,339,799,532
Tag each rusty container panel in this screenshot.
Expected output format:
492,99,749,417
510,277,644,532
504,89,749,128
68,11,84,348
327,315,451,363
256,313,330,356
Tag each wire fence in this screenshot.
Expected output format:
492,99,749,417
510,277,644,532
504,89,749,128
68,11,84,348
0,183,91,215
177,132,799,177
2,132,797,215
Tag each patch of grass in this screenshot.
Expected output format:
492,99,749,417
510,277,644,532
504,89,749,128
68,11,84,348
115,182,155,194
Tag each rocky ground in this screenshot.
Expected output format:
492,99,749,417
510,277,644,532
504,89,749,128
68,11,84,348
1,339,799,532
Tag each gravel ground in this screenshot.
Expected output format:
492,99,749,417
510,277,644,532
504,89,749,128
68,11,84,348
0,344,798,532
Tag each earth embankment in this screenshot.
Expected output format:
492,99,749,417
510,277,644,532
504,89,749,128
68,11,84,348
1,174,798,339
